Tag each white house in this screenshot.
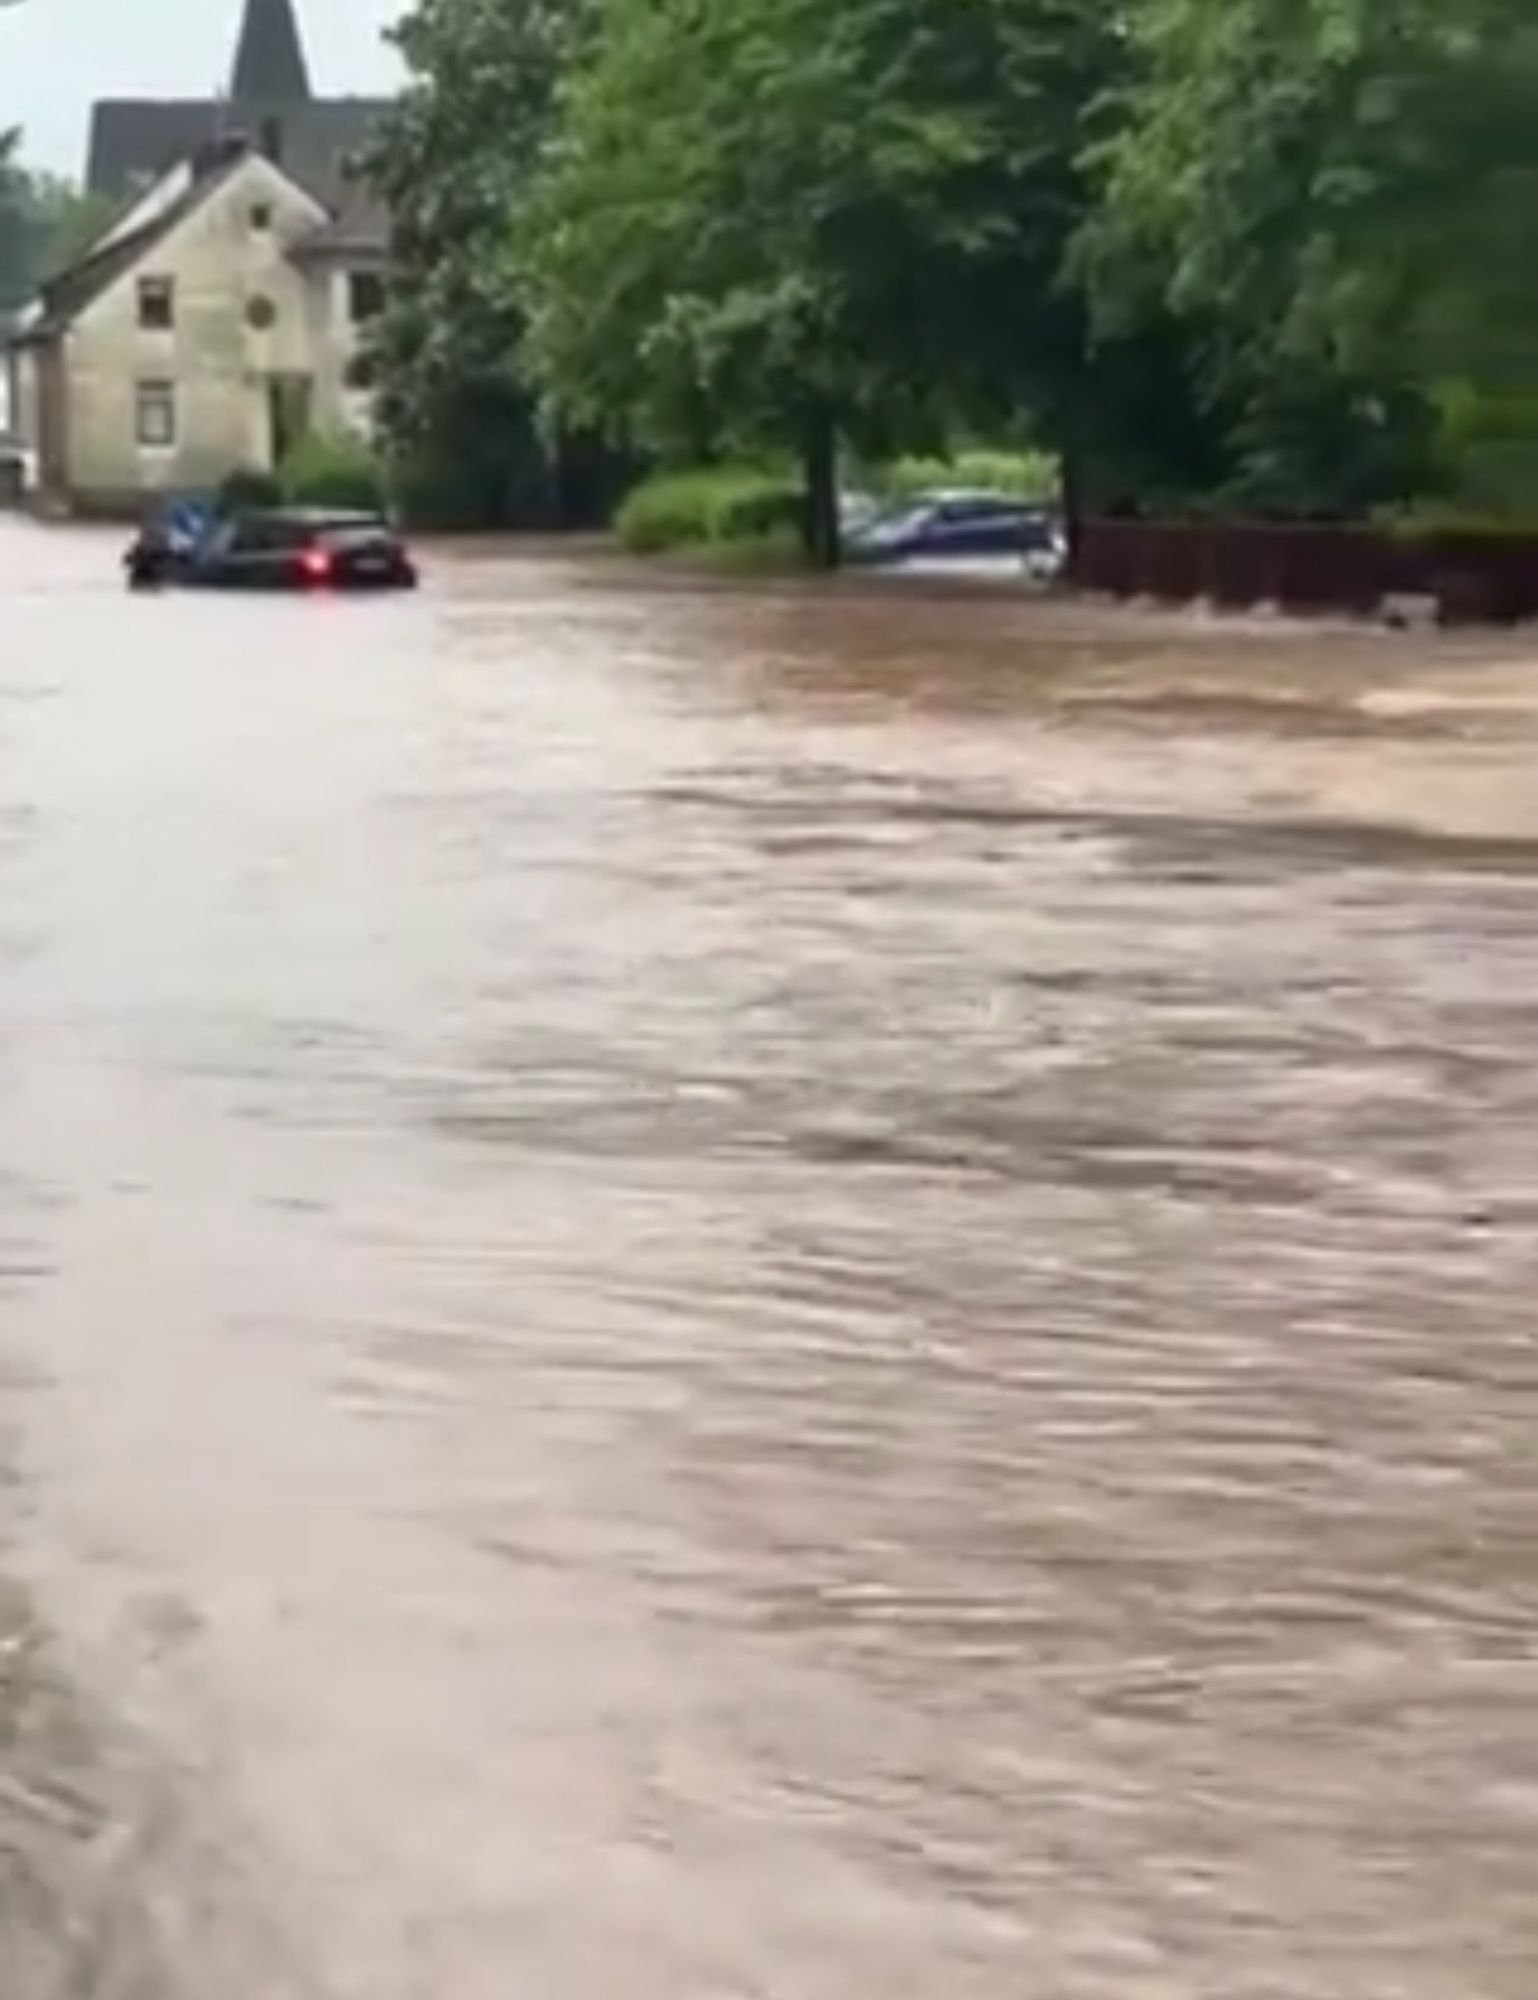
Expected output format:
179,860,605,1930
1,0,390,514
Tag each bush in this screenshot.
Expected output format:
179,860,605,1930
687,527,806,573
218,467,283,510
877,449,1059,504
1431,386,1538,522
615,466,803,554
389,446,490,532
279,430,387,512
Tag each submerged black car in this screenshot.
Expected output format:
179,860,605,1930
126,503,418,593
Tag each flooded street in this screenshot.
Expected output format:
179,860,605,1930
1,517,1535,1999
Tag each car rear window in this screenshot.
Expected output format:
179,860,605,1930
231,518,313,553
317,524,392,549
230,514,389,552
939,498,1019,523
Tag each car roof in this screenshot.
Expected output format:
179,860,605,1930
240,507,387,527
920,488,1035,508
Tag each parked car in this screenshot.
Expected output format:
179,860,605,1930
125,502,418,592
839,489,884,538
848,490,1064,570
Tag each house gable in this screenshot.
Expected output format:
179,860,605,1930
69,153,327,339
56,150,340,505
94,161,198,261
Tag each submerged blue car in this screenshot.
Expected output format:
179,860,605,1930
848,490,1064,570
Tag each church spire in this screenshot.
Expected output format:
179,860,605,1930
230,0,313,104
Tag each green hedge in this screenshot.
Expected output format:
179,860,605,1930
218,467,284,511
875,449,1059,503
1384,506,1538,540
279,430,387,512
615,466,803,553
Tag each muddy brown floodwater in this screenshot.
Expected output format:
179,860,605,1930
1,518,1535,2000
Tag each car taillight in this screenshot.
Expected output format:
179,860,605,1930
298,546,332,584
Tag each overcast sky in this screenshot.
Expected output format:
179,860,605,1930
5,0,406,175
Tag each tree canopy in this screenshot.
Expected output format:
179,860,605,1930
370,0,1538,538
519,0,1120,559
362,0,603,525
1082,0,1538,511
1,133,112,313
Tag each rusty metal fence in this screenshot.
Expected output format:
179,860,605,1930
1073,521,1538,623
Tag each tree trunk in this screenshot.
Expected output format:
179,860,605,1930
1057,345,1093,586
1060,440,1085,584
801,403,841,571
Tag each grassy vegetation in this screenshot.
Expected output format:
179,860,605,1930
676,526,808,573
870,449,1059,504
614,465,804,555
1382,507,1538,540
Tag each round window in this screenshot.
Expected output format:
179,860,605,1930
246,295,277,332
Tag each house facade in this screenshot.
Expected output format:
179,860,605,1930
1,0,391,514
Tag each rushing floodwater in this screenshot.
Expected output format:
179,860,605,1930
1,520,1535,1999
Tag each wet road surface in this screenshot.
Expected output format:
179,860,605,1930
1,519,1535,1998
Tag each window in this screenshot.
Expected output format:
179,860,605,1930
232,516,329,555
246,295,277,331
938,498,1011,524
250,203,273,232
137,277,174,331
135,379,177,449
348,271,385,325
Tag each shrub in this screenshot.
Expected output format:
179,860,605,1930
279,430,387,512
615,466,803,554
708,477,804,543
1431,386,1538,523
688,527,805,573
389,447,487,532
218,466,283,511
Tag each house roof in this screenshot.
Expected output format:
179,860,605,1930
87,101,227,199
288,182,391,262
88,97,389,207
86,0,387,204
231,0,313,104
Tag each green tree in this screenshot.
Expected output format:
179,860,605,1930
0,128,35,309
1,135,112,312
520,0,1125,563
34,177,114,272
1082,0,1538,513
364,0,602,526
